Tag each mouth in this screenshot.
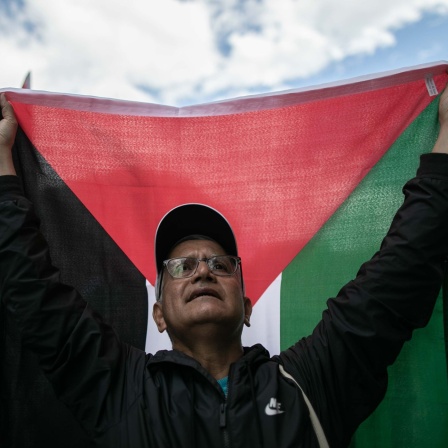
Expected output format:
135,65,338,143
188,288,221,302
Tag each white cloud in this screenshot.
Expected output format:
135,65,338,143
0,0,447,105
200,0,448,95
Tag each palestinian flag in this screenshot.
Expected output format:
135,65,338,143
1,62,447,447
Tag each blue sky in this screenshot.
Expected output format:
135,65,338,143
0,0,447,107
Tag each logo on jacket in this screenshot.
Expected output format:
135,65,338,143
265,397,285,416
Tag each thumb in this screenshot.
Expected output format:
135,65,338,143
0,93,18,149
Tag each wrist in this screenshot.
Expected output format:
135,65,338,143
0,151,16,176
432,125,448,154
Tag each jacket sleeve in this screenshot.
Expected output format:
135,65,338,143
0,175,147,437
277,153,448,446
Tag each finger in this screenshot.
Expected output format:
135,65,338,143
0,93,6,116
0,94,17,124
0,93,8,111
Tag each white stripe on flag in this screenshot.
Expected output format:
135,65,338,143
145,280,171,353
242,273,281,356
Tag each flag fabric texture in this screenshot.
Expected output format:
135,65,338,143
1,62,448,447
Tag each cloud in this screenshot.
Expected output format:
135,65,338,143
0,0,447,105
199,0,448,97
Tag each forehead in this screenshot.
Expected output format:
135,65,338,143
169,239,227,258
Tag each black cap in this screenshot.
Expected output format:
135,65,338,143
155,203,238,274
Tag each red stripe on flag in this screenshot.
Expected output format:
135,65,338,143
9,70,448,303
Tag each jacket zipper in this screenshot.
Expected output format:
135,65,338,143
219,368,232,448
220,402,230,448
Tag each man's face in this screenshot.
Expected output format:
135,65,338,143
152,239,251,344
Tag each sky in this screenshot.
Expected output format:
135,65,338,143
0,0,447,107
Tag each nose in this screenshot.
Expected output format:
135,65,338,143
192,259,215,282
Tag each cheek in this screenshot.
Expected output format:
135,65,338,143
232,275,245,297
227,281,245,307
162,276,180,300
161,279,187,314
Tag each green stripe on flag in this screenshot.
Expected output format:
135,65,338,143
280,96,448,447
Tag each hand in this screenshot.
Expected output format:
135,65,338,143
0,93,18,175
432,83,448,154
439,83,448,127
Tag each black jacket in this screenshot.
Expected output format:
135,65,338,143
1,154,447,447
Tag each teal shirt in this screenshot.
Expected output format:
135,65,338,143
217,377,228,397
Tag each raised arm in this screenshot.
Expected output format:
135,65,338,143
0,93,18,176
432,85,448,154
278,84,448,447
0,94,146,437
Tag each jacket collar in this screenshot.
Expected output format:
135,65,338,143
148,343,270,372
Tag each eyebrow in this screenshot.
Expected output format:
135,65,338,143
174,253,225,259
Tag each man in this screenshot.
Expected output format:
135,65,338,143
0,87,447,447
